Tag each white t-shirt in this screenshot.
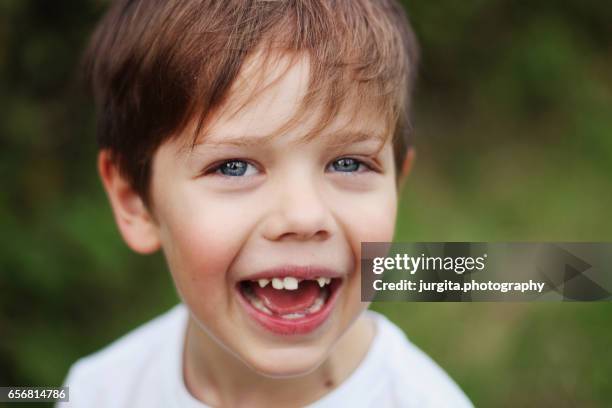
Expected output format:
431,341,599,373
58,304,473,407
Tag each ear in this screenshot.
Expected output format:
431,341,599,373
399,147,416,188
98,150,161,254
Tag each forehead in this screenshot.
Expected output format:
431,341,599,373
184,50,390,150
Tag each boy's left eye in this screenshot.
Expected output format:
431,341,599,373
327,157,368,173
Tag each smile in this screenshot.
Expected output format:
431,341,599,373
236,266,344,335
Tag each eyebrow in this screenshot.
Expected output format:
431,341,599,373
323,130,387,149
197,130,388,149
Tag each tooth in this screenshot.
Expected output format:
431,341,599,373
244,286,273,314
281,312,305,320
251,297,272,315
258,279,270,288
272,278,284,290
317,277,326,287
324,277,332,285
283,277,298,290
307,297,324,313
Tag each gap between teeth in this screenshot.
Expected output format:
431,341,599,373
257,276,332,290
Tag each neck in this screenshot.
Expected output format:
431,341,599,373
183,314,375,408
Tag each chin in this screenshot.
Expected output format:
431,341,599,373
239,344,330,378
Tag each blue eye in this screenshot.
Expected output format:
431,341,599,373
215,160,256,177
330,158,363,172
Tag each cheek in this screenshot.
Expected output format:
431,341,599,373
155,195,258,307
335,186,398,245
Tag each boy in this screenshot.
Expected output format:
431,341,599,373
61,0,473,406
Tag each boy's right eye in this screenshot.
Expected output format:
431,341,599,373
212,160,258,177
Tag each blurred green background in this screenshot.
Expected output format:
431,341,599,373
1,1,611,407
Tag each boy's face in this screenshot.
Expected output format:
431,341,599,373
147,53,398,376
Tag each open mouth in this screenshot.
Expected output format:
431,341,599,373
236,276,343,335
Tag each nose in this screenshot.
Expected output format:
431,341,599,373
262,173,332,242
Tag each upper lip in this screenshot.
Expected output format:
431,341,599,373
239,265,344,281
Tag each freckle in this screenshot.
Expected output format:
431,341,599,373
324,379,334,388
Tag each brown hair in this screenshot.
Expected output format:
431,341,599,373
83,0,419,204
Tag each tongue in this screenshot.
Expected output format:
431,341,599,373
252,280,321,315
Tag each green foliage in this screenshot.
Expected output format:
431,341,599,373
1,1,611,406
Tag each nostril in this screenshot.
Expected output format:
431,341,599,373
277,229,329,242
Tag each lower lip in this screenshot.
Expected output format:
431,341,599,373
236,280,342,336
